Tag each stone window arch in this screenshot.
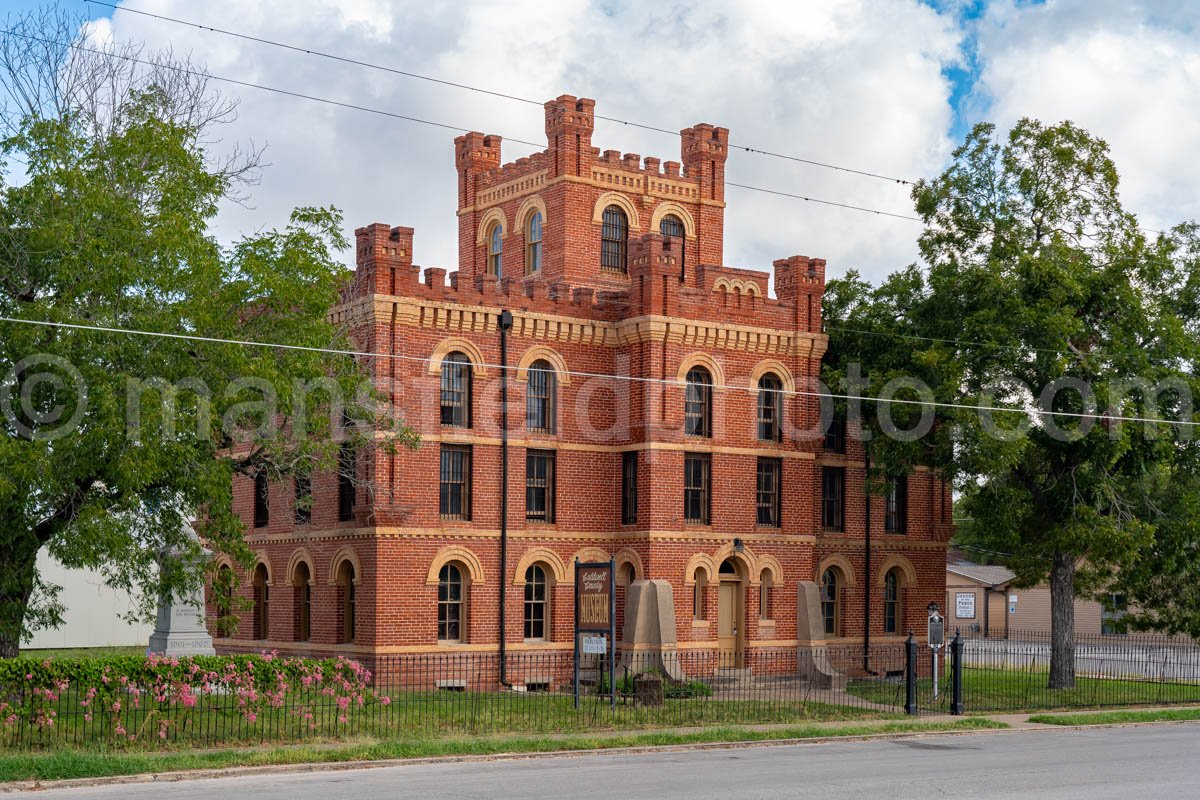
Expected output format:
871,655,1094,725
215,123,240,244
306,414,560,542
650,202,696,239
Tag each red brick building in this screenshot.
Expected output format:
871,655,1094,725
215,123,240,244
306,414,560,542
211,95,954,671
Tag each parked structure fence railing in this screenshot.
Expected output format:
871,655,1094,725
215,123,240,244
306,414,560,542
2,630,1197,748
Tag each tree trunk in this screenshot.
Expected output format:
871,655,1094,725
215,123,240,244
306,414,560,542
1048,552,1076,689
0,533,40,658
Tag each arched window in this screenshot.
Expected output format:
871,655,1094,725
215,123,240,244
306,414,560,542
525,211,543,274
293,561,311,642
757,374,783,442
337,560,356,643
523,564,549,640
623,562,637,586
440,352,472,427
212,564,234,637
487,223,503,278
252,563,269,640
659,213,685,239
883,569,900,634
438,563,464,642
600,205,628,272
526,359,556,433
685,366,712,437
820,568,839,636
693,567,708,620
759,569,774,620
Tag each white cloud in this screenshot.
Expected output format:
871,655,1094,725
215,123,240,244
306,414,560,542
969,0,1200,234
100,0,961,285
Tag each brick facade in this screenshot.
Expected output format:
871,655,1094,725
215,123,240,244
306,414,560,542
210,95,953,666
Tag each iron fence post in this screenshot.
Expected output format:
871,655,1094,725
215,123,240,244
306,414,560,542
905,632,918,715
950,629,964,715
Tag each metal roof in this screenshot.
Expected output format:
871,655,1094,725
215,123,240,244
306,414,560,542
946,563,1016,587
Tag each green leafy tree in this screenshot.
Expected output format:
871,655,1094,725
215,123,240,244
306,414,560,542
824,119,1200,688
0,86,413,656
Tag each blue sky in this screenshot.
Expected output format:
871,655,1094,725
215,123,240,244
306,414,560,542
2,1,1197,282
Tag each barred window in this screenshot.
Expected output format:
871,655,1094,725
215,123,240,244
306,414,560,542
524,564,548,640
757,374,783,442
885,475,907,534
821,466,845,531
337,561,356,643
659,214,685,239
293,561,311,642
253,472,269,528
693,567,707,620
487,222,503,278
600,205,628,272
440,445,472,520
438,563,464,642
621,451,638,525
525,450,556,523
824,412,847,454
337,444,356,522
820,568,839,636
685,367,712,437
293,474,311,526
883,569,900,634
756,458,782,527
440,352,472,427
252,563,269,640
526,360,556,433
684,452,711,524
526,211,543,274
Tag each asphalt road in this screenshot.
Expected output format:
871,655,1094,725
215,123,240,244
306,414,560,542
28,724,1200,800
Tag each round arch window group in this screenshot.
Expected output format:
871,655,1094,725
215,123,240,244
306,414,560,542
819,565,910,637
215,556,357,645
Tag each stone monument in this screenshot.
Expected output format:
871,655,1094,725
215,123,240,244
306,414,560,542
146,521,216,656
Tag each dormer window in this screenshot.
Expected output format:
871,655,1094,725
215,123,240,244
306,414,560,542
487,223,503,278
526,211,543,274
600,205,628,272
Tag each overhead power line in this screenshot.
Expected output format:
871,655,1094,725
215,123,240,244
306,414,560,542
3,315,1196,428
1,28,920,222
86,0,915,186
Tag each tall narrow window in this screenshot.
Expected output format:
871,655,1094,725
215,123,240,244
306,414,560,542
821,466,845,531
684,367,712,437
337,561,356,643
756,457,782,527
438,563,464,642
693,568,707,620
759,569,774,620
824,412,847,454
600,205,628,271
293,562,311,642
440,352,472,427
684,452,711,524
885,475,907,534
487,223,503,278
252,563,269,640
525,211,543,274
757,374,783,441
820,569,839,636
525,450,556,523
213,565,234,637
883,569,900,634
621,451,638,525
337,444,356,522
526,360,556,433
523,564,548,640
294,475,311,526
440,445,472,520
253,472,269,528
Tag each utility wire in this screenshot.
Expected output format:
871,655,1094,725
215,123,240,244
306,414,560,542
2,27,920,222
86,0,914,186
3,315,1196,428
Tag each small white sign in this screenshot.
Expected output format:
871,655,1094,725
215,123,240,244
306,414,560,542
955,592,976,619
1008,594,1019,603
581,635,607,655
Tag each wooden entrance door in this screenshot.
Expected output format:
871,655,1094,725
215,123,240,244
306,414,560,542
717,580,743,667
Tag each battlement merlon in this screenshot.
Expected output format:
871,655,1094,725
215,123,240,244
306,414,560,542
348,223,415,297
681,124,730,203
454,132,504,208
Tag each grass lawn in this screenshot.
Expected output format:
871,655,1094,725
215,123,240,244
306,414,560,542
847,667,1200,712
1028,708,1200,726
0,718,1006,783
19,646,145,660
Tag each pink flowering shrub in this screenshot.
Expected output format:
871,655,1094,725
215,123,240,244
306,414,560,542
0,653,383,746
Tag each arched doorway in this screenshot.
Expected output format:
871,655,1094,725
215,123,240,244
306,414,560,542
716,558,744,667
